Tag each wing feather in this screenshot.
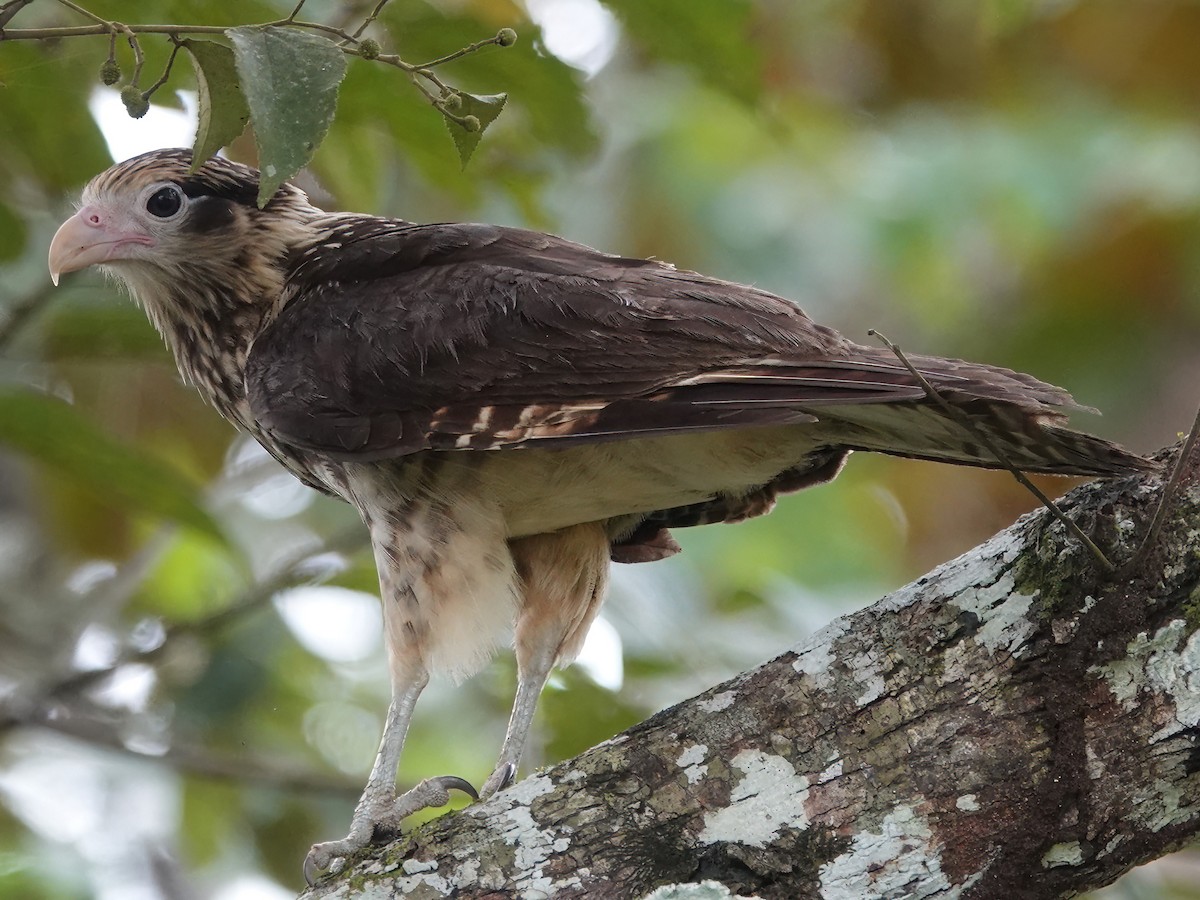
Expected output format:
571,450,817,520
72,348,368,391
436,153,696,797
244,219,1084,461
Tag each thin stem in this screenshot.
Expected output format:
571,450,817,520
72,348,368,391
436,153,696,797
415,32,502,69
351,0,391,39
868,329,1116,574
53,0,109,27
281,17,359,43
0,19,357,41
121,25,145,84
375,51,414,72
1,24,230,39
140,39,181,99
408,71,441,103
0,0,36,31
286,0,306,21
0,283,56,351
1121,404,1200,575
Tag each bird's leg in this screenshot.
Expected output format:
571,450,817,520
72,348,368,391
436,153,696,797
303,575,479,884
304,663,462,883
481,634,558,798
482,523,611,799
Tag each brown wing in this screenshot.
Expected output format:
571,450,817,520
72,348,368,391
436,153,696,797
245,218,1139,475
246,219,915,459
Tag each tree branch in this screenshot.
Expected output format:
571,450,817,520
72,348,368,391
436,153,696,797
300,448,1199,898
24,703,361,797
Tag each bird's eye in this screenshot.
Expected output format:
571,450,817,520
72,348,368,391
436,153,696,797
145,185,184,218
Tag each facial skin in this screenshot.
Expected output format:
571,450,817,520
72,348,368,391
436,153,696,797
48,182,187,284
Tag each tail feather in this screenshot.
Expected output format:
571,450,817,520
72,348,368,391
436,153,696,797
816,397,1153,478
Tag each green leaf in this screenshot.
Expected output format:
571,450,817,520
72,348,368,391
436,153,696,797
0,389,224,542
227,26,348,204
183,39,251,165
445,91,507,167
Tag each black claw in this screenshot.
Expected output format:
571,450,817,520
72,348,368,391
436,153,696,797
497,762,517,791
303,854,323,887
434,774,479,801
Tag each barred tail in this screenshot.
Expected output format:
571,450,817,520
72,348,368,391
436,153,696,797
812,348,1155,477
824,400,1152,476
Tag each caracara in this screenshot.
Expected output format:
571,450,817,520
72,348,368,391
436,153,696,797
48,149,1149,880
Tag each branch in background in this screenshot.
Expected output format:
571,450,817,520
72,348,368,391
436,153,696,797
27,526,369,715
22,701,361,797
0,0,34,31
0,0,516,170
0,283,56,351
0,523,371,795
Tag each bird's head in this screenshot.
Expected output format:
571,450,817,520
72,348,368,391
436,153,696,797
48,149,319,319
48,149,326,408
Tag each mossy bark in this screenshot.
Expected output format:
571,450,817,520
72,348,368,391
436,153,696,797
301,451,1200,900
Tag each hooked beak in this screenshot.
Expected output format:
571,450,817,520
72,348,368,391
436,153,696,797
48,206,155,285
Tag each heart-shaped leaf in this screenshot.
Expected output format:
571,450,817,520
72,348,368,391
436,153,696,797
228,26,348,204
444,91,507,167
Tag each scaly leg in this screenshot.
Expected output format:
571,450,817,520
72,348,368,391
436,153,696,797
481,523,611,799
480,638,558,798
303,663,476,883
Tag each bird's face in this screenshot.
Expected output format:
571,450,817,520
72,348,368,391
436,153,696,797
49,177,190,285
47,150,322,403
48,149,314,300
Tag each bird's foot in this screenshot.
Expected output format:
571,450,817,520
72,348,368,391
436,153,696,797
303,775,478,885
479,761,517,800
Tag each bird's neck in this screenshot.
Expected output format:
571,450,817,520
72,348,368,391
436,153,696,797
129,206,322,430
123,256,287,430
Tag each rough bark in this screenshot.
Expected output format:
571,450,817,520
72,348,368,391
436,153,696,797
300,451,1200,900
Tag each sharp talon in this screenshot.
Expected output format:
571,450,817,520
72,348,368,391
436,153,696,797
497,762,517,791
303,853,322,887
300,778,474,882
433,774,479,801
304,846,336,886
479,761,518,800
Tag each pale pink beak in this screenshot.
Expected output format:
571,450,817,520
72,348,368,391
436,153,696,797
48,206,155,285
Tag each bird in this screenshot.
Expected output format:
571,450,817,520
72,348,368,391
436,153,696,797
49,148,1150,881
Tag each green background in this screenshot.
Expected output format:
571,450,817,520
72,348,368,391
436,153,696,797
0,1,1195,897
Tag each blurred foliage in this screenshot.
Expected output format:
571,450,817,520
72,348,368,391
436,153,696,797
0,0,1198,897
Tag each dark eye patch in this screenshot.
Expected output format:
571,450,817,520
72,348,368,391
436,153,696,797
181,175,259,208
183,195,237,234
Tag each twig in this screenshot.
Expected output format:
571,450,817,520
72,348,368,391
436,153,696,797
23,705,361,796
140,38,181,99
44,526,368,703
0,0,35,31
0,19,361,42
0,282,56,351
413,31,506,69
1119,404,1200,576
53,0,108,26
286,0,306,22
121,24,144,84
351,0,390,40
2,23,236,38
868,329,1116,573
